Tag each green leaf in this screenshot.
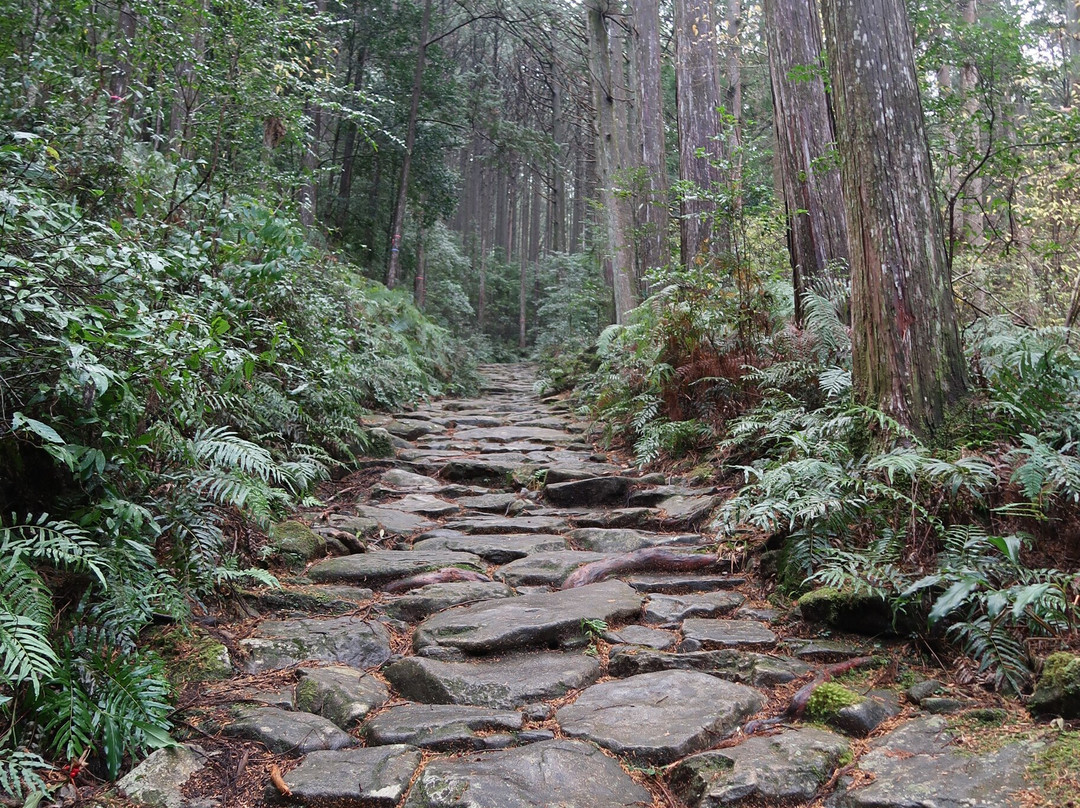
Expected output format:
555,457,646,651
12,413,64,444
986,533,1022,565
929,577,980,623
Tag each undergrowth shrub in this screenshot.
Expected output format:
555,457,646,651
0,133,471,792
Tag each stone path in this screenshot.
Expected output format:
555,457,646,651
124,365,1055,808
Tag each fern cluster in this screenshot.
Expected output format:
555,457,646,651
0,137,472,793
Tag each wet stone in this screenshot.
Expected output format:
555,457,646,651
364,704,522,751
240,617,391,673
308,550,485,587
556,670,765,764
402,739,651,808
293,665,388,729
682,619,778,649
782,638,870,661
383,652,601,709
644,591,746,626
413,580,643,653
544,476,633,507
279,745,421,807
495,550,610,587
224,706,355,754
412,532,566,564
383,581,515,622
673,728,850,806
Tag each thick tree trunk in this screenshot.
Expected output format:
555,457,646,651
821,0,967,435
387,0,433,289
764,0,849,320
631,0,671,279
675,0,727,263
587,0,638,323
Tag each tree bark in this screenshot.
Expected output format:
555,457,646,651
108,0,137,158
821,0,968,435
631,0,671,278
587,0,639,323
386,0,433,289
1066,0,1080,106
764,0,849,321
675,0,728,263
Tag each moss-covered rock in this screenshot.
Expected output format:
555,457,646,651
805,682,862,721
796,586,896,636
1029,652,1080,718
270,520,326,568
364,427,396,458
151,628,233,685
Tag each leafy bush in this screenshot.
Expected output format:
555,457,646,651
0,134,469,791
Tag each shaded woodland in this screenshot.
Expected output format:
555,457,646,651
2,0,1080,794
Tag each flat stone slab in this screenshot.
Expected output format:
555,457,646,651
557,670,765,764
654,494,719,525
495,550,610,587
440,458,534,485
674,728,850,806
607,646,810,687
603,624,678,650
644,592,746,625
544,462,622,482
240,617,391,673
782,638,870,661
117,745,208,808
384,652,601,709
569,527,703,553
545,476,632,506
308,551,485,586
224,706,355,754
442,514,569,535
682,618,778,649
627,574,746,594
364,704,522,751
294,666,389,729
455,493,530,512
569,507,654,529
281,745,421,806
414,580,643,653
413,532,566,564
386,418,446,439
454,426,573,444
402,739,651,808
380,469,443,491
355,505,437,535
382,494,460,517
384,581,515,622
828,717,1037,808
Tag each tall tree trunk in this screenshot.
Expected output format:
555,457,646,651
764,0,849,321
821,0,967,435
960,0,983,245
336,46,367,227
414,215,427,309
725,0,743,220
520,174,530,349
587,0,638,322
1066,0,1080,105
631,0,671,279
108,0,137,158
571,147,588,253
675,0,727,263
387,0,433,289
551,80,568,254
299,0,327,229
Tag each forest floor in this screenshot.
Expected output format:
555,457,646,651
113,364,1076,808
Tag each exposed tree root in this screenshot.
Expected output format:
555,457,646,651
560,547,720,589
383,567,492,593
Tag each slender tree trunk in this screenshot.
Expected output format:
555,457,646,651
631,0,671,279
821,0,967,435
1066,0,1080,106
415,216,427,309
587,0,638,322
725,0,743,220
298,0,327,229
108,0,137,158
520,174,530,349
551,81,568,254
960,0,983,245
387,0,433,288
571,147,588,253
764,0,849,321
675,0,727,263
337,46,367,227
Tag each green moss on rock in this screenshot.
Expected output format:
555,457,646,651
270,520,325,567
1029,652,1080,718
796,586,896,636
805,682,862,721
364,427,396,458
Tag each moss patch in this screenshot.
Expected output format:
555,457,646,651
1026,730,1080,806
796,586,896,636
1029,652,1080,718
805,682,862,720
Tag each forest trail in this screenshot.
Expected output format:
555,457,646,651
135,365,1053,808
